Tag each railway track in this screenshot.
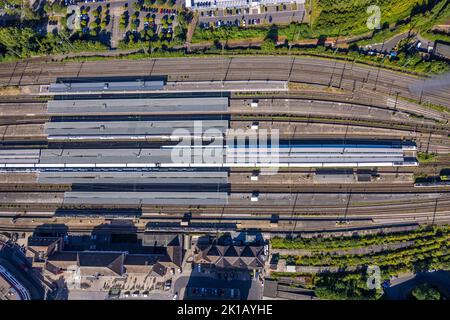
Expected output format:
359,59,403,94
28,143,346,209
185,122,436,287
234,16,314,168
2,183,449,194
0,194,447,216
1,57,449,108
231,93,449,123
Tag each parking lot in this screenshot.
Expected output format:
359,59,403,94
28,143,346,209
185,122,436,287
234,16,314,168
50,0,182,48
198,3,305,28
173,264,264,300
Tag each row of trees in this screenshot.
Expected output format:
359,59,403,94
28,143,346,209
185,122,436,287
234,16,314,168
272,225,448,250
281,229,450,272
0,27,107,59
140,0,177,8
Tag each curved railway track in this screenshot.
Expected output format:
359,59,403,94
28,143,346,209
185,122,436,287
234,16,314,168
1,57,450,107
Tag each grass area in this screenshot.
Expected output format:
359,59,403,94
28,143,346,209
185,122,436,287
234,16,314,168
62,49,190,62
355,25,411,46
413,0,450,43
417,152,438,163
191,1,449,48
421,101,450,114
192,25,277,43
353,0,450,45
311,0,438,37
399,96,450,116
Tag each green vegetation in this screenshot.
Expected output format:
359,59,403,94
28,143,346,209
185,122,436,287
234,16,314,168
413,0,450,43
58,43,449,77
314,271,383,300
191,32,449,75
311,0,450,39
411,283,442,300
191,23,316,43
43,2,67,15
272,225,450,300
271,226,443,251
270,272,314,280
142,0,177,8
120,11,130,30
0,27,107,60
0,0,40,20
280,226,450,273
417,152,438,163
174,9,193,45
192,25,269,43
193,0,449,43
311,0,426,36
118,8,192,51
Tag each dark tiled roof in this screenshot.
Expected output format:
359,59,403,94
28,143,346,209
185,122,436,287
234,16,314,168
123,254,161,266
150,262,167,277
78,252,123,268
27,236,60,248
197,244,266,270
167,246,182,267
224,246,238,257
47,252,77,262
141,233,181,247
77,252,124,276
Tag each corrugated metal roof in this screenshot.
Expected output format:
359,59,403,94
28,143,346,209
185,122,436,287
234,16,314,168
63,191,229,205
49,80,164,93
38,171,228,184
44,120,228,137
47,97,229,115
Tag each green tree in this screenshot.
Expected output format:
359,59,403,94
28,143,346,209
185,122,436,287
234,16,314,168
261,39,276,52
411,284,441,300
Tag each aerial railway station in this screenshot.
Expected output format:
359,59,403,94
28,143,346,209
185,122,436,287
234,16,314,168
1,35,450,300
1,77,437,226
2,78,419,170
